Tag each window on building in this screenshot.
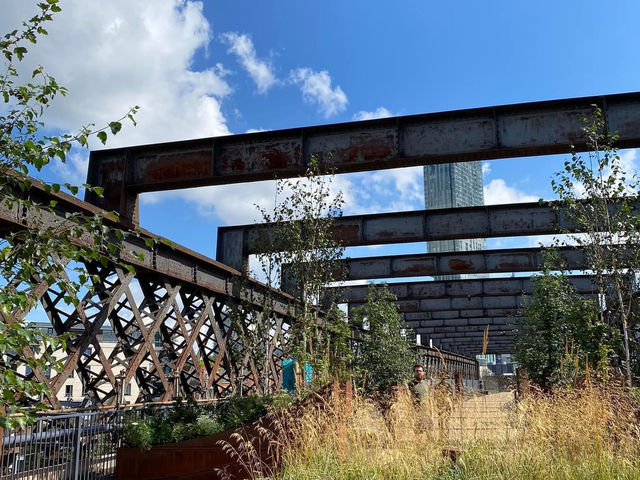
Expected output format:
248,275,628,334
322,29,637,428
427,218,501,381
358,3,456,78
44,368,51,379
65,385,73,398
124,383,132,396
69,370,74,378
154,332,163,349
101,328,117,343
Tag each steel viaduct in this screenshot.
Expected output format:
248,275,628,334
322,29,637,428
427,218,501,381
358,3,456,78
4,92,640,405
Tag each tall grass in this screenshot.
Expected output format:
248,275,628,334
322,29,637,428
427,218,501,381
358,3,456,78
261,383,640,479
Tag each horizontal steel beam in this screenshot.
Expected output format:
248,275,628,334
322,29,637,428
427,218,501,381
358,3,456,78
0,179,303,318
86,92,640,222
334,275,597,303
218,202,638,272
339,246,587,280
219,202,565,271
403,309,520,320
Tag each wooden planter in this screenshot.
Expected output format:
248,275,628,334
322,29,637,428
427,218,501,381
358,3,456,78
115,423,277,480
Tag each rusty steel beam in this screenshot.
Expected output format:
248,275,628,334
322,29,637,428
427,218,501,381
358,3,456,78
0,178,303,318
85,92,640,222
339,246,587,280
218,202,639,272
417,323,517,356
218,202,564,271
333,275,597,304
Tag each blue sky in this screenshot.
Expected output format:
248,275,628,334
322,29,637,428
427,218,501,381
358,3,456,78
2,0,639,278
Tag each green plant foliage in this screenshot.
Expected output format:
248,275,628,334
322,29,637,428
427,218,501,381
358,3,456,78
551,107,640,387
249,155,348,385
122,421,154,450
352,284,416,392
514,258,616,390
0,0,138,427
195,414,223,437
120,392,294,448
216,391,294,430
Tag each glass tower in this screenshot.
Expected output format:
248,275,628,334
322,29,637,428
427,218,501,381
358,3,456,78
424,161,486,254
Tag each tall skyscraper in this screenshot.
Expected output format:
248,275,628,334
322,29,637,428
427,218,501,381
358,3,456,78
424,161,486,254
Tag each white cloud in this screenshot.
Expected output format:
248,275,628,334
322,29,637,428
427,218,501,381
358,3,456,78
142,171,351,226
142,181,276,225
221,32,277,94
353,107,392,121
289,68,348,118
483,179,538,205
245,128,269,134
340,167,424,215
482,162,491,176
1,0,231,184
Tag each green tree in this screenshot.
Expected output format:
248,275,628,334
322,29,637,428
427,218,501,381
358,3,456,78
514,261,616,390
551,107,640,388
0,1,137,426
352,284,416,392
253,157,347,383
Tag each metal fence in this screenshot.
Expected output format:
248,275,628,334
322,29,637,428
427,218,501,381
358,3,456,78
416,345,480,383
0,401,219,480
1,409,121,480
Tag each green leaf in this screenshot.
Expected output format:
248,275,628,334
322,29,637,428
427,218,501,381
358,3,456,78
13,46,27,60
109,121,122,135
96,131,107,144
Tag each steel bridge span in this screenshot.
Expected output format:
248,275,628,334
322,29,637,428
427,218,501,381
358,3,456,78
5,92,640,405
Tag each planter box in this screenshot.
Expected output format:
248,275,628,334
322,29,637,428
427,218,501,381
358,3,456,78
115,424,276,480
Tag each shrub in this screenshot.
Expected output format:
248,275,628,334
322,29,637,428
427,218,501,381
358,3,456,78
352,284,416,392
122,421,154,450
171,423,193,443
195,414,223,437
121,392,294,448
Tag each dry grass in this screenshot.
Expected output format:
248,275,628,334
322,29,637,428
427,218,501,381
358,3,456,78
224,383,640,479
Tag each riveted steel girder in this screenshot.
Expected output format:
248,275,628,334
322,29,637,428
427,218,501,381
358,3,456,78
217,201,639,272
339,246,587,280
332,275,597,304
85,92,640,222
0,179,304,406
0,178,303,318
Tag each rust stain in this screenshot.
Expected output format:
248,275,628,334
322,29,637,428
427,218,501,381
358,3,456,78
332,224,361,243
143,151,210,181
334,134,395,163
219,153,246,172
448,259,474,272
263,149,291,170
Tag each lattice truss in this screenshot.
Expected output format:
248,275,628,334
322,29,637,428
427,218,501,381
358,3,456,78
7,263,293,408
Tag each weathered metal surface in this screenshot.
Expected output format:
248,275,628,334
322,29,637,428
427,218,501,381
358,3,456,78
341,246,587,279
115,422,277,480
0,179,301,317
86,92,640,221
1,181,301,406
218,201,639,272
217,202,569,271
333,275,597,303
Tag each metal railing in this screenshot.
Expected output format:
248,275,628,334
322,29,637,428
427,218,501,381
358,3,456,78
0,400,220,480
416,345,480,382
1,409,120,480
